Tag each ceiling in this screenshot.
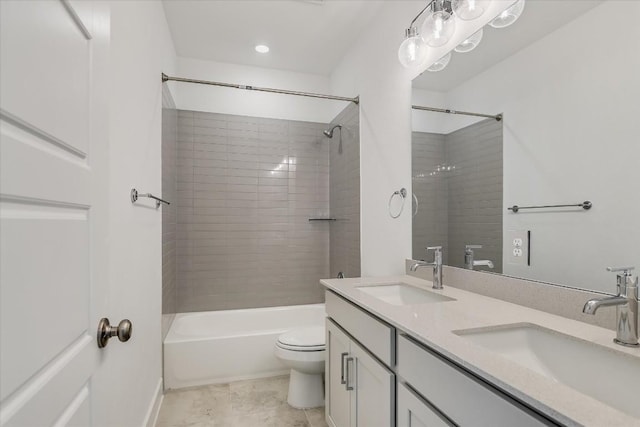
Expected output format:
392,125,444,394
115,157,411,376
412,0,603,91
162,0,385,75
162,1,603,84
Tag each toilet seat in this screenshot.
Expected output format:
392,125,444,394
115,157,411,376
276,326,325,352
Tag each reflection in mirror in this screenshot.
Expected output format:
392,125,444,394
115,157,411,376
412,113,502,273
411,0,639,294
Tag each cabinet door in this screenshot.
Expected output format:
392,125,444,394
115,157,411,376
397,383,453,427
326,319,352,427
351,339,395,427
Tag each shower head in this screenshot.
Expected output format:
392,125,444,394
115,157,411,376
323,124,342,138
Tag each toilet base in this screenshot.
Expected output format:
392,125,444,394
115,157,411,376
286,369,324,409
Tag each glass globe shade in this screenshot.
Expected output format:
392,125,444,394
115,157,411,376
398,35,428,68
454,28,483,53
452,0,491,21
489,0,525,28
427,52,452,72
421,10,456,47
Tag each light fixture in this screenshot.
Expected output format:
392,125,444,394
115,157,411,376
489,0,525,28
454,28,483,53
398,27,429,69
421,0,456,47
398,0,525,70
427,52,452,72
452,0,490,21
255,44,270,53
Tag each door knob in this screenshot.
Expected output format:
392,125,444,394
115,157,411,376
97,318,132,348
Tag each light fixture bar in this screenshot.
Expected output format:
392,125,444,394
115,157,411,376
408,0,436,29
161,73,359,104
412,104,502,121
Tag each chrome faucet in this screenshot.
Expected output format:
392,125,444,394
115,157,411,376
464,245,494,270
410,246,443,290
583,267,639,347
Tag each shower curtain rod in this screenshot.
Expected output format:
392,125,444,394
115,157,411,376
162,73,359,104
412,104,502,121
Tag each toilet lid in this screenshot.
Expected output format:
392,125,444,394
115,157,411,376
277,326,325,351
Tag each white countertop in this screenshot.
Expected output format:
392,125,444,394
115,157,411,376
320,275,640,427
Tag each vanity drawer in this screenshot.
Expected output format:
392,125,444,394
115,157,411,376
325,290,394,367
397,335,556,427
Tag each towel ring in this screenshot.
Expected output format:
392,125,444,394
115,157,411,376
389,188,407,219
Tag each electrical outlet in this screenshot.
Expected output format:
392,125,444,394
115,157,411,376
507,230,528,265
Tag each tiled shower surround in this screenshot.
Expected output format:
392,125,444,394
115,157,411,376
173,106,359,312
329,103,360,279
161,85,177,338
412,118,503,271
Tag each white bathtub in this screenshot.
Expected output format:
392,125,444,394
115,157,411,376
163,303,326,390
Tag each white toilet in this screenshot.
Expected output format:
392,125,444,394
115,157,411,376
274,326,326,409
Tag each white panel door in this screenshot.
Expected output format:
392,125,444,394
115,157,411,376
0,1,111,426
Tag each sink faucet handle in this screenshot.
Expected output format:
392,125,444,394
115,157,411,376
426,246,443,264
606,266,635,275
607,267,637,295
465,244,482,251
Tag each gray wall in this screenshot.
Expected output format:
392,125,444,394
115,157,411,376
161,85,177,339
446,119,503,271
412,118,502,271
329,103,361,278
175,110,330,312
412,132,449,264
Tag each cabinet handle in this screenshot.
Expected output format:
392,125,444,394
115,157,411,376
340,352,348,384
345,356,355,391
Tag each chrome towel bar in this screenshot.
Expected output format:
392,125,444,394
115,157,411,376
131,188,170,209
508,201,592,213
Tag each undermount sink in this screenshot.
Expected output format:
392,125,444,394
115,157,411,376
356,283,455,305
454,323,640,418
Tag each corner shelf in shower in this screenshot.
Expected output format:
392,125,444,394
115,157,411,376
308,218,337,221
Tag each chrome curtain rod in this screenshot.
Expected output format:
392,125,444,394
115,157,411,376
412,105,502,121
162,73,359,104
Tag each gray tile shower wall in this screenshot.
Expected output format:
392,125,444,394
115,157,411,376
412,118,502,271
175,110,330,312
412,132,449,264
446,119,502,272
329,103,361,279
162,85,178,339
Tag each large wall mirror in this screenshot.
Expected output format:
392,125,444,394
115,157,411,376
411,0,639,295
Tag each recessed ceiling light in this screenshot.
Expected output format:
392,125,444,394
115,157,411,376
255,44,270,54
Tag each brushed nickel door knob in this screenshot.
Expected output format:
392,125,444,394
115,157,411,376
97,318,132,348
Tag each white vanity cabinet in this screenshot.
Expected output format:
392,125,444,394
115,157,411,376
397,335,555,427
325,292,395,427
324,289,558,427
397,382,453,427
326,319,351,427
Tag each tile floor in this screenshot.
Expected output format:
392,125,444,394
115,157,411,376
156,375,329,427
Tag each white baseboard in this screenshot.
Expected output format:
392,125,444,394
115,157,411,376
143,378,164,427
